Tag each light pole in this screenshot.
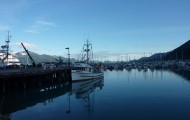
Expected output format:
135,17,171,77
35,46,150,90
65,47,70,68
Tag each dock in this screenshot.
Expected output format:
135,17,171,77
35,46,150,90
0,67,71,79
0,67,72,93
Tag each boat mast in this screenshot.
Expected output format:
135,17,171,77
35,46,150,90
2,31,11,63
6,31,11,64
86,40,89,63
84,39,92,64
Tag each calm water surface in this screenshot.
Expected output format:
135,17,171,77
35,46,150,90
1,69,190,120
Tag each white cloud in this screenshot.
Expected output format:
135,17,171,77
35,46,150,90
25,20,56,33
15,42,37,50
37,20,56,27
25,30,39,34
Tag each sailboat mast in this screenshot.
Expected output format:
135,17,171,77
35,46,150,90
86,40,89,63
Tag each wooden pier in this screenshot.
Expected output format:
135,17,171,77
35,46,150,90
0,67,72,93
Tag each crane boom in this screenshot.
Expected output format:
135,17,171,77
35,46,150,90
21,43,36,67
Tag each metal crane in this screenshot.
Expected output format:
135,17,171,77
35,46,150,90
21,43,36,67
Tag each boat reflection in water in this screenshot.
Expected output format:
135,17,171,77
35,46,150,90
0,78,104,120
70,78,104,114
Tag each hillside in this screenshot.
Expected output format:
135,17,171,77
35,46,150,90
16,51,68,64
137,40,190,62
165,40,190,60
138,53,167,62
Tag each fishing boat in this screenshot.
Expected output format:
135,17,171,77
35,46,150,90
0,51,21,67
72,40,104,82
0,32,21,68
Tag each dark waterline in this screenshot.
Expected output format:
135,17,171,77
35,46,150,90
1,69,190,120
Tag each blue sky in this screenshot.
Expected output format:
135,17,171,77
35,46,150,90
0,0,190,60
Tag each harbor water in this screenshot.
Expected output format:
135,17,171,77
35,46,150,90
1,68,190,120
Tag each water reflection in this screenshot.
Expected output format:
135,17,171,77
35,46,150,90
169,69,190,81
153,68,190,81
0,78,104,120
106,68,190,82
103,69,190,120
1,69,190,120
67,79,104,115
0,82,71,120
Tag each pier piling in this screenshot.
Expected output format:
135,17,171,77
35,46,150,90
0,67,72,93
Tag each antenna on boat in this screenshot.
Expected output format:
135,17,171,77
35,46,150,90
6,31,11,62
2,31,11,63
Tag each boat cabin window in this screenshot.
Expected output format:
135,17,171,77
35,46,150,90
73,67,86,71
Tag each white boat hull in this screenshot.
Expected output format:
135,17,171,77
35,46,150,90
72,78,104,93
72,70,104,82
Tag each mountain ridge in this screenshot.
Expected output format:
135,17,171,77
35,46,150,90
137,39,190,62
15,51,68,64
165,40,190,60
